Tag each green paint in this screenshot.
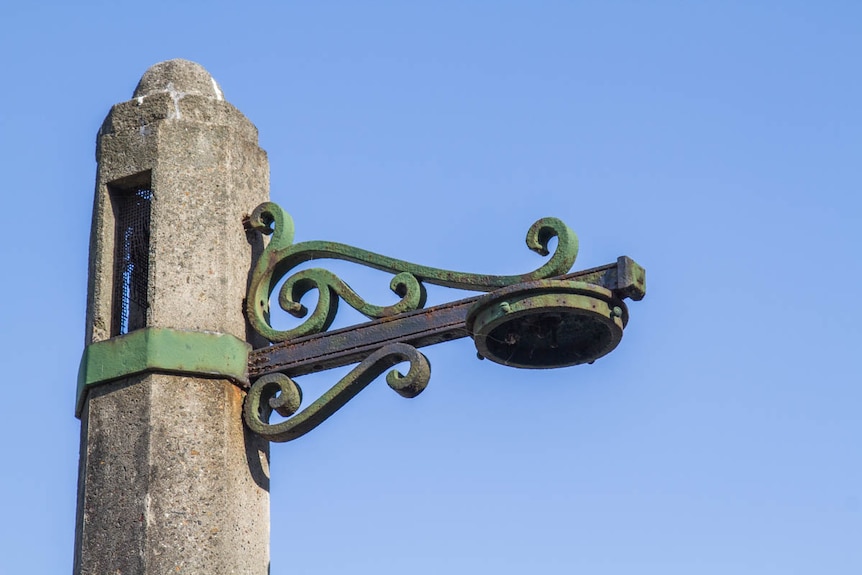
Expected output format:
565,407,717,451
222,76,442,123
465,280,627,369
245,201,579,343
244,342,430,442
76,328,251,417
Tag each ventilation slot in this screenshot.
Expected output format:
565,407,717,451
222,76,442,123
111,182,152,335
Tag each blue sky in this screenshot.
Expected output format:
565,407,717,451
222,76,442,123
2,2,860,573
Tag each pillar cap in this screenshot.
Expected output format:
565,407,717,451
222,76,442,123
133,59,224,101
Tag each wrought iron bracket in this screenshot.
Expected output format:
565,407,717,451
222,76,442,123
242,202,646,442
248,256,644,380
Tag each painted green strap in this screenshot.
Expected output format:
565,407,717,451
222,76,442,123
76,328,251,418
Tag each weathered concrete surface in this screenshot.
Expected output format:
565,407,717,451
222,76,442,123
75,60,271,574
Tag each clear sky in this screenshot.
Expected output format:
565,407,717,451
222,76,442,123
2,2,860,574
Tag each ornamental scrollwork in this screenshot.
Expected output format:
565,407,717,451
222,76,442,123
243,343,431,442
245,201,579,343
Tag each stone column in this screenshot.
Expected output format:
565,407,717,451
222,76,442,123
74,60,270,574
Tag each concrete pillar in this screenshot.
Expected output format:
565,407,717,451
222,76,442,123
75,60,270,574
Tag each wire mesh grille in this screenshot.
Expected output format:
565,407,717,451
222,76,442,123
113,187,152,335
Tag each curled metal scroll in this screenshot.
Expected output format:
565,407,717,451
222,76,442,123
243,343,431,442
246,201,579,342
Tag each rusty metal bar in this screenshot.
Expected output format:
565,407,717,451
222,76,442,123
247,256,645,381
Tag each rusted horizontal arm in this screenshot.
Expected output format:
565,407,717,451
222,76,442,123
247,256,644,381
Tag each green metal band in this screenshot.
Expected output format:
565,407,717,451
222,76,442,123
76,327,251,418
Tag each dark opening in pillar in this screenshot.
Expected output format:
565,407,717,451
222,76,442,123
110,173,152,335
